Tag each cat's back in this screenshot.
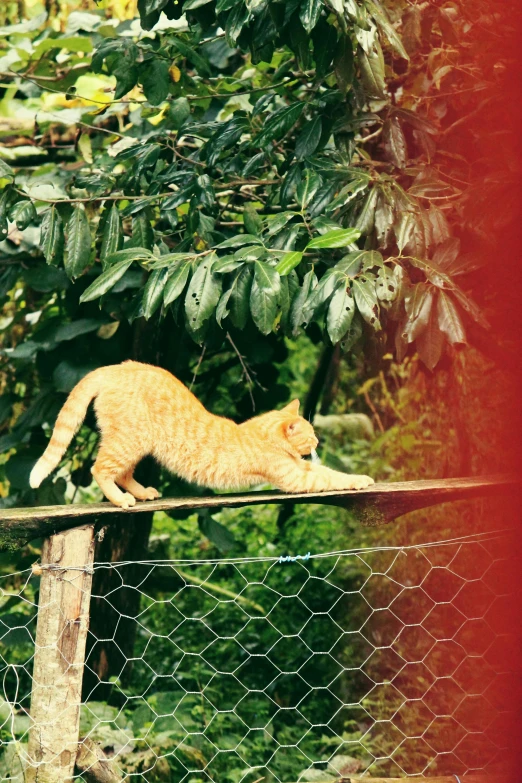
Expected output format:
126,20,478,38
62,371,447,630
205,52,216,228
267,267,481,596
96,361,200,412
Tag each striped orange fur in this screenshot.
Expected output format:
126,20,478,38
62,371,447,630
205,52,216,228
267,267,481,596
30,361,374,508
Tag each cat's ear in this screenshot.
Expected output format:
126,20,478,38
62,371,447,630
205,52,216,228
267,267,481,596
282,399,300,415
283,419,300,437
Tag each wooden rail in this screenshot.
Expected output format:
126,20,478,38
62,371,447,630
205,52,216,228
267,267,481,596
0,474,516,551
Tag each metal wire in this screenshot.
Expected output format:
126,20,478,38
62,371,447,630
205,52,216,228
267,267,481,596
0,532,513,781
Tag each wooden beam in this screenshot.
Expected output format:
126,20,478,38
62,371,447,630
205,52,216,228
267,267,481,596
0,475,516,551
26,525,95,783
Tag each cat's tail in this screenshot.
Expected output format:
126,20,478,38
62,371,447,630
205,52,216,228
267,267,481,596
29,370,102,489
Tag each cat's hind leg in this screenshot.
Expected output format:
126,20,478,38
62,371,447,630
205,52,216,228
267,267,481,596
91,447,136,509
118,471,160,501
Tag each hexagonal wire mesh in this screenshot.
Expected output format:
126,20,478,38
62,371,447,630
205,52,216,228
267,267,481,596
0,529,514,781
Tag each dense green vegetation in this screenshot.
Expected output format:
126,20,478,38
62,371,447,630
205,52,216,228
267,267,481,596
0,0,517,779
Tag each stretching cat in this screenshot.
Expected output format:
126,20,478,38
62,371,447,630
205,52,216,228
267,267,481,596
30,361,374,508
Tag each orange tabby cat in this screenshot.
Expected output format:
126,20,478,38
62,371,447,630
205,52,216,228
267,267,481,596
30,361,374,508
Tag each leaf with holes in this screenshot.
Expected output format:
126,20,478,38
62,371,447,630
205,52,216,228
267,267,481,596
40,207,64,267
185,256,222,332
65,207,91,279
250,260,281,335
352,277,381,329
327,284,355,343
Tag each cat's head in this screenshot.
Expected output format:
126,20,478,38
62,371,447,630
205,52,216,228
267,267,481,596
256,400,319,456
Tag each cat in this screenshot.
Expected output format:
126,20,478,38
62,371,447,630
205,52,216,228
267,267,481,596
30,361,374,508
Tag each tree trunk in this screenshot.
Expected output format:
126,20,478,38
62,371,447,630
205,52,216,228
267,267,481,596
82,511,153,701
26,525,95,783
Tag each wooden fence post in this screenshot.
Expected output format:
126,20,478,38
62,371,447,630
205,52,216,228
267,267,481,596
26,524,95,783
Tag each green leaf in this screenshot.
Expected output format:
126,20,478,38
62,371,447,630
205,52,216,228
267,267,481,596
229,265,254,329
432,238,460,271
296,169,322,209
65,207,91,279
255,102,305,147
0,159,14,181
164,260,192,305
168,97,191,129
243,205,263,236
295,117,323,160
79,258,135,303
416,301,445,370
40,207,64,267
131,212,154,250
143,268,168,319
275,251,303,276
327,284,355,343
100,204,123,266
215,234,264,249
185,256,222,332
105,247,155,266
250,260,281,335
171,37,212,77
437,290,466,344
358,42,386,98
352,277,381,329
428,205,451,245
368,0,409,61
225,3,249,47
395,212,416,253
213,256,243,274
306,228,361,249
265,211,297,238
199,515,236,552
303,269,339,316
404,283,433,342
280,165,302,208
141,58,170,105
334,35,354,94
383,116,407,168
10,200,37,231
300,0,323,34
355,187,378,235
290,269,317,335
375,264,399,303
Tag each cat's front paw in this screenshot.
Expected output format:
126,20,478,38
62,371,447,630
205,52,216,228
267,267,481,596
119,492,136,510
331,473,374,491
344,474,375,490
143,486,160,501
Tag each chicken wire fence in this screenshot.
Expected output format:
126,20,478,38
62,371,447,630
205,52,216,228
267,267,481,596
0,530,514,782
